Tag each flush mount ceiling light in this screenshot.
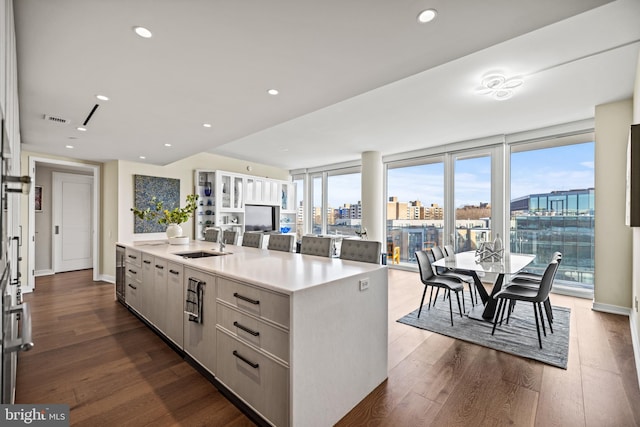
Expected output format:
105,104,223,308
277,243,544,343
164,143,172,147
96,94,109,101
267,89,279,96
477,73,524,100
417,9,437,23
133,26,152,38
203,123,212,128
65,145,74,149
77,127,87,132
139,156,146,160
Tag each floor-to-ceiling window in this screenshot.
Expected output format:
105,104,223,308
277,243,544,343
327,169,362,236
386,159,444,263
292,175,304,241
453,153,493,252
510,139,595,292
311,174,323,234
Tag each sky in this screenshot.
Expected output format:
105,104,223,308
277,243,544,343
313,142,594,208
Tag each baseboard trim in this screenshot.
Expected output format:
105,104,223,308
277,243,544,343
100,274,115,283
630,310,640,390
591,302,631,316
35,269,54,277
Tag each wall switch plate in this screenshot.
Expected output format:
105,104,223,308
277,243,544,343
359,278,369,291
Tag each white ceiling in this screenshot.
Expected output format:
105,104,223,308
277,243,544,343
13,0,640,171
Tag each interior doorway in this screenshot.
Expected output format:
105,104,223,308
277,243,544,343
52,172,94,272
26,157,100,292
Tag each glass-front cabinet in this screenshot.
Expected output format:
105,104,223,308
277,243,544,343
215,171,244,233
194,169,297,241
279,181,297,235
194,169,216,240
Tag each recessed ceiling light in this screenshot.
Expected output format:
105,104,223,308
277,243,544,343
65,145,74,149
417,9,437,23
96,94,109,101
139,156,146,160
164,143,172,147
267,89,279,95
133,26,152,38
203,123,212,128
77,127,87,132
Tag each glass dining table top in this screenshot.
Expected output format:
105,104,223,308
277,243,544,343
433,251,536,275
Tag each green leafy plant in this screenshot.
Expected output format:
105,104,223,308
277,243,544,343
131,194,199,225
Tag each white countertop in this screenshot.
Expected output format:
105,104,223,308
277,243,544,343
118,239,386,295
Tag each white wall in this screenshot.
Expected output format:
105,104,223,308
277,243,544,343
594,99,633,311
631,47,640,388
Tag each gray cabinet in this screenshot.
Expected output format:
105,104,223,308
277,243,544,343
182,267,217,374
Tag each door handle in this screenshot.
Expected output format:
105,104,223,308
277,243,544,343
55,225,60,235
6,303,34,353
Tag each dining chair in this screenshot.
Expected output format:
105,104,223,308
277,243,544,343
491,259,559,349
508,252,562,323
339,239,381,264
415,250,465,326
267,234,295,252
203,227,220,243
300,236,333,257
241,232,264,248
222,230,238,245
429,246,478,306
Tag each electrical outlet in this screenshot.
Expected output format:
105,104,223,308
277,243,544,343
359,278,369,291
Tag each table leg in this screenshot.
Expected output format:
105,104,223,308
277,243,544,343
481,274,505,320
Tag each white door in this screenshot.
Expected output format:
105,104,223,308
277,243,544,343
53,172,93,272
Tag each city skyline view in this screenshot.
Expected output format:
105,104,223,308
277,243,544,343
324,142,594,209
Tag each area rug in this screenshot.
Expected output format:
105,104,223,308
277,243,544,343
397,296,570,369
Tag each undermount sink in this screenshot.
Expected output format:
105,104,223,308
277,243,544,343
175,251,230,259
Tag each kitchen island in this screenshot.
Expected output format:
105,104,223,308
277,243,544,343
117,239,388,427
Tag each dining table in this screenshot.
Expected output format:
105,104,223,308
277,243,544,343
433,250,536,321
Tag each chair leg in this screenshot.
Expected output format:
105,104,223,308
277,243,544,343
418,285,428,318
433,288,440,307
499,299,508,326
492,298,504,335
447,289,454,326
533,303,542,349
455,290,463,318
506,300,514,325
537,302,547,337
428,286,435,309
461,289,466,313
544,298,554,324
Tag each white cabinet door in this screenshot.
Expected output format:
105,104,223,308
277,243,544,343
165,262,184,347
183,268,217,375
152,258,168,331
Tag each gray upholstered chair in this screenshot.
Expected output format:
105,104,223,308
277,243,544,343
241,232,264,248
300,236,333,257
203,227,220,243
222,230,238,245
339,239,381,264
267,234,295,252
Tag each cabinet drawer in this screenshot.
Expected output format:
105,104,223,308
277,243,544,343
217,277,290,329
125,248,141,267
217,303,289,363
216,329,289,427
125,263,142,282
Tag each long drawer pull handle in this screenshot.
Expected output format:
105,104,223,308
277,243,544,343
233,350,259,369
128,269,137,275
128,284,137,290
127,254,137,259
169,269,180,275
155,265,164,269
233,292,259,305
143,260,151,264
233,321,260,337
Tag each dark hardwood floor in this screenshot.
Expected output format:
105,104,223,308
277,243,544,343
16,269,640,426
